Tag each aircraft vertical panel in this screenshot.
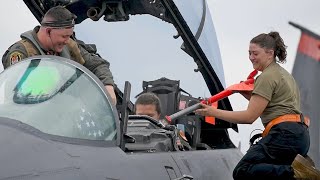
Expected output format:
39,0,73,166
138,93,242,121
290,22,320,168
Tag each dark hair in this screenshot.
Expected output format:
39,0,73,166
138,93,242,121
41,6,76,28
250,31,287,63
134,93,161,115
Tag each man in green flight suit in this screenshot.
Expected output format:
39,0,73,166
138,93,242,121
2,6,117,105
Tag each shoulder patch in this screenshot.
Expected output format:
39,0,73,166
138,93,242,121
9,51,23,65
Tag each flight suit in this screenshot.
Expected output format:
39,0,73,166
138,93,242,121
2,26,114,86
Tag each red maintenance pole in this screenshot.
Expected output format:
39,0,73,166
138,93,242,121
165,70,258,123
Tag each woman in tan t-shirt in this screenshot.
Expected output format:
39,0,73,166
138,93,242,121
195,32,320,179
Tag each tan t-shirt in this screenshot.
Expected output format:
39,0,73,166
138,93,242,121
252,61,301,126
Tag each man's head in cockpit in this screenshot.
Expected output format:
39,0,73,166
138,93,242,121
134,93,161,120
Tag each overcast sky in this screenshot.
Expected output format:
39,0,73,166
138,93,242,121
1,0,320,152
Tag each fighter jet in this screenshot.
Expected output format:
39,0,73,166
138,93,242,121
0,0,243,179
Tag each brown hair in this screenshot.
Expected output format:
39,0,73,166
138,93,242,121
250,31,287,63
134,93,161,115
41,6,76,28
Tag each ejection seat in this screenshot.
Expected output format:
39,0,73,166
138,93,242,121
136,77,203,149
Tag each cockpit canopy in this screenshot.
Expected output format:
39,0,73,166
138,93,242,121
0,56,117,141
